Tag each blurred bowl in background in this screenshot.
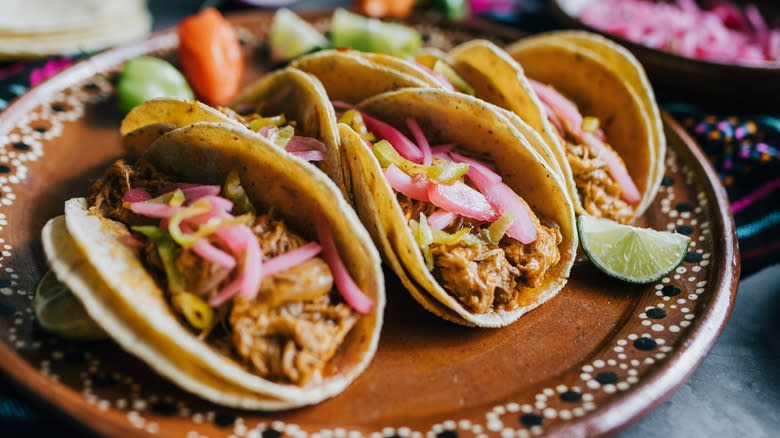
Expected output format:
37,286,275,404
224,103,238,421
550,0,780,106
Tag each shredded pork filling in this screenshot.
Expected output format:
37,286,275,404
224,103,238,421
397,195,562,314
88,160,357,386
565,141,634,224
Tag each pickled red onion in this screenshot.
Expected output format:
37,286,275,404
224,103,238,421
384,164,429,201
192,239,236,269
194,195,233,212
261,242,322,278
413,62,455,90
181,185,221,200
286,136,326,154
406,118,432,166
579,0,780,65
430,144,455,154
581,132,641,204
118,234,145,249
122,188,152,203
240,229,263,300
449,151,503,188
360,112,424,163
481,183,537,244
129,202,180,218
289,150,326,161
215,224,250,254
186,206,232,226
314,213,373,314
333,102,424,162
214,224,262,300
531,79,640,204
209,274,243,307
428,181,497,222
529,80,582,132
287,137,325,153
427,210,457,231
331,100,354,110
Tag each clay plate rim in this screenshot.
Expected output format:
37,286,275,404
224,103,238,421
0,11,740,438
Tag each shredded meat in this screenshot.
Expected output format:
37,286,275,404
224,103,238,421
255,258,334,308
229,214,356,385
230,294,357,385
431,242,518,314
397,194,483,234
399,195,562,314
86,161,358,386
497,221,562,309
564,141,634,224
86,159,173,226
398,194,438,223
176,249,232,297
252,214,307,258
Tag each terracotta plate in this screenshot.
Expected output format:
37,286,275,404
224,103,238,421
0,11,739,438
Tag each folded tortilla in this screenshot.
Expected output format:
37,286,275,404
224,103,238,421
340,89,577,327
504,36,659,221
43,122,384,408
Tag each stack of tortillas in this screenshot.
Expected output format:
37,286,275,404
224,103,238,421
0,0,151,59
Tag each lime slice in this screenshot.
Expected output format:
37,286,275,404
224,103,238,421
269,8,330,63
34,270,106,341
578,215,691,284
330,8,422,58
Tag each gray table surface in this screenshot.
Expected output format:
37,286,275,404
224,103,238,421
620,264,780,438
6,1,779,436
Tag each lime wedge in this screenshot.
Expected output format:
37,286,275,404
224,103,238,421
330,8,422,58
34,270,106,341
269,8,330,63
578,215,691,284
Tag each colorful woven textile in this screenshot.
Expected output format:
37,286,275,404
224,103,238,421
666,103,780,276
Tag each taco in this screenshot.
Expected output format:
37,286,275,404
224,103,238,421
528,31,666,216
122,68,348,197
229,67,348,197
502,36,659,222
42,122,385,408
291,50,436,104
338,89,576,327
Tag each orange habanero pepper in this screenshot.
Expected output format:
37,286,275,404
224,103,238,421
358,0,416,18
177,8,243,106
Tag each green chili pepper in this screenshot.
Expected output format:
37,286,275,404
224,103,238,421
427,161,470,185
117,56,194,114
266,126,295,148
373,140,469,184
483,212,516,244
248,114,287,131
339,110,376,142
223,170,256,215
131,225,185,294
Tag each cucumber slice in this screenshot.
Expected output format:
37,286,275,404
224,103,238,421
330,8,422,57
578,215,691,284
269,8,330,63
